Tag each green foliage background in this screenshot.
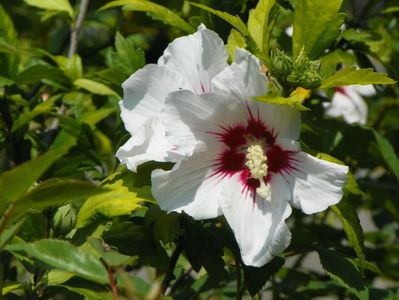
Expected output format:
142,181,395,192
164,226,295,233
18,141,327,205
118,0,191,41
0,0,398,299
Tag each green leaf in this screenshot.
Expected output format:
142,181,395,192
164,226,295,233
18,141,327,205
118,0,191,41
17,64,70,86
101,0,194,33
12,95,60,132
74,78,120,97
293,0,344,59
0,136,76,210
318,249,369,300
226,29,247,61
243,256,285,296
13,179,108,217
76,172,152,228
320,67,396,88
247,0,277,55
6,239,108,284
24,0,74,18
372,129,399,181
0,37,27,56
54,54,83,80
0,4,17,44
188,2,248,36
111,32,145,76
330,199,366,270
254,87,311,111
0,218,25,251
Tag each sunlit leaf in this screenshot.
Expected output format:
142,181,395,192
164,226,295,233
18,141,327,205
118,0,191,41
293,0,344,59
24,0,74,18
76,172,152,228
74,78,120,97
320,67,396,88
247,0,277,55
254,87,311,111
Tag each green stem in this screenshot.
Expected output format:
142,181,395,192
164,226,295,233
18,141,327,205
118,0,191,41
161,240,183,295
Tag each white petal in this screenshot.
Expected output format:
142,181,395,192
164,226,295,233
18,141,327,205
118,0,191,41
351,84,376,96
151,149,222,219
324,90,368,125
286,152,348,214
219,174,292,267
212,48,267,101
120,64,188,134
257,103,301,140
162,90,246,159
116,117,172,172
158,24,228,94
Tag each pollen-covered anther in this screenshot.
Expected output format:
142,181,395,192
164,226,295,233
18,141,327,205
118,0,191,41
245,144,271,200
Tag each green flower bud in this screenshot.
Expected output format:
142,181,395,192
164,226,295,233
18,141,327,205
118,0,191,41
269,49,293,80
52,204,77,234
287,49,322,89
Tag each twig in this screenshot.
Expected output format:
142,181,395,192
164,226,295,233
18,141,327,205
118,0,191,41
0,203,16,236
235,257,245,300
161,241,183,295
107,265,120,300
68,0,90,59
49,0,90,133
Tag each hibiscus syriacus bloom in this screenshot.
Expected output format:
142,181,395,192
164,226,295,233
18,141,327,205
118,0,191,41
150,49,349,267
323,85,376,125
116,25,228,171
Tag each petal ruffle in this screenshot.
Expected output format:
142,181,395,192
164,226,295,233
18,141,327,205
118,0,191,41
218,174,292,267
116,117,172,172
158,25,228,94
151,149,222,220
285,152,348,214
212,48,267,101
162,90,246,159
120,64,188,134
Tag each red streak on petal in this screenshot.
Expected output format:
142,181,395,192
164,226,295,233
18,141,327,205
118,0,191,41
267,145,298,174
335,86,349,97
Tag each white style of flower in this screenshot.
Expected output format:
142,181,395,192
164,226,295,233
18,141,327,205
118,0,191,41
149,47,349,267
116,25,228,171
323,85,376,125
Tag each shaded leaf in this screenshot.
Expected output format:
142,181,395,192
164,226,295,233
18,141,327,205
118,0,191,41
372,129,399,181
244,256,285,296
101,0,194,33
189,2,248,36
6,239,108,284
13,179,108,217
318,249,369,300
0,135,76,211
0,218,25,251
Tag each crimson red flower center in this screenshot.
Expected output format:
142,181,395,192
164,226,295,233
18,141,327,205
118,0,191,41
210,111,297,199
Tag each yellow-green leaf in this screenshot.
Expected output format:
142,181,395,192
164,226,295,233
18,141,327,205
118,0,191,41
254,87,311,111
74,78,120,98
320,67,396,88
101,0,194,33
24,0,74,18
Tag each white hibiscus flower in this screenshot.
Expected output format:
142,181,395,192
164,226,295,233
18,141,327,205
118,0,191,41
151,49,349,267
323,85,376,125
116,25,228,171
